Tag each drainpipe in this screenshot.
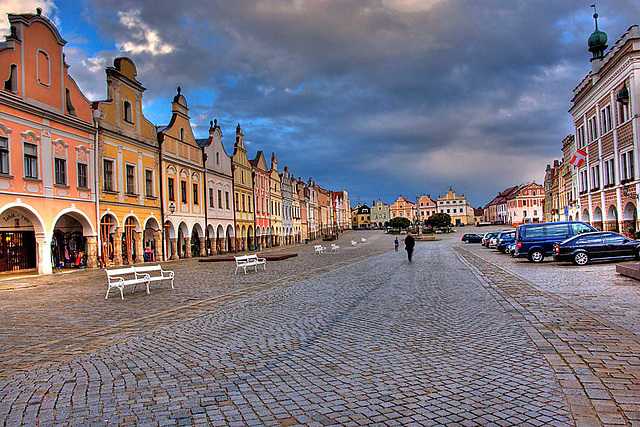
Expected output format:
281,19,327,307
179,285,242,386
202,146,208,255
231,163,237,253
92,109,102,264
158,132,166,261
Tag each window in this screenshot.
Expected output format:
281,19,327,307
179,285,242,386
578,126,585,149
168,178,175,201
580,169,588,192
587,116,598,141
223,190,228,209
103,159,113,191
216,152,220,165
604,233,627,244
4,64,17,93
575,234,603,245
54,158,66,185
0,136,8,174
590,164,600,190
242,194,246,211
621,151,635,181
126,164,135,194
180,128,184,141
248,197,252,213
619,98,631,124
77,163,87,188
209,189,214,208
37,50,50,86
181,181,187,203
545,224,569,237
235,192,239,210
65,88,76,116
24,143,38,178
123,101,133,123
604,158,615,186
524,226,544,238
145,170,153,196
601,105,612,134
193,183,198,205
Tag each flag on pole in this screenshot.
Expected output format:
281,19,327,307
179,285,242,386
570,149,587,167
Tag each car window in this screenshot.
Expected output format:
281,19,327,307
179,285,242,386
545,224,569,237
571,223,593,235
524,226,544,238
604,234,627,244
575,234,604,245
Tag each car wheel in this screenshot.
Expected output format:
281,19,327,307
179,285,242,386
636,248,640,260
573,251,589,266
529,249,544,263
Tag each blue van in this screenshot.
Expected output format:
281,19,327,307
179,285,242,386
515,221,596,262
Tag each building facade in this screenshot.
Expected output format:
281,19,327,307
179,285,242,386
199,120,235,254
0,10,98,274
268,153,282,246
390,197,416,222
371,200,390,227
231,124,254,251
93,57,161,267
437,189,474,226
417,194,437,225
570,20,639,233
353,204,371,229
250,150,270,250
157,88,206,260
505,182,545,225
281,166,294,245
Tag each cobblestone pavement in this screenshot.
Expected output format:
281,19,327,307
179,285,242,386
454,229,640,335
0,235,575,426
0,231,389,376
453,231,640,427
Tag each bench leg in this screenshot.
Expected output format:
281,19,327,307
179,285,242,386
170,278,175,290
105,287,110,300
119,287,124,300
146,281,150,294
262,264,266,271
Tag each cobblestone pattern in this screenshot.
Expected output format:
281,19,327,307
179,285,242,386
0,232,388,377
455,245,640,427
455,237,640,335
0,240,571,426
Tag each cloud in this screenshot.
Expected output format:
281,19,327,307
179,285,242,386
65,0,640,206
0,0,58,32
116,9,174,55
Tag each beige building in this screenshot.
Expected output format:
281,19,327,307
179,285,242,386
437,189,474,226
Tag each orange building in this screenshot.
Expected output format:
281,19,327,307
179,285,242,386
390,197,416,223
0,10,98,274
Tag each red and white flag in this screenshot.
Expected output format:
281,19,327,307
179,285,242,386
570,149,587,167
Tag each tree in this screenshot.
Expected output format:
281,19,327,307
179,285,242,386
389,217,411,229
427,213,451,228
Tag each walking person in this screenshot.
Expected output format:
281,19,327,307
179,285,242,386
394,237,399,251
404,232,415,262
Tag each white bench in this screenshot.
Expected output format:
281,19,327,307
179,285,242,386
361,238,367,243
331,244,340,252
134,265,175,290
235,254,267,274
105,267,150,300
314,245,326,254
351,240,358,246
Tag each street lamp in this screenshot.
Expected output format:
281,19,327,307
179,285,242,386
415,194,420,236
164,202,176,260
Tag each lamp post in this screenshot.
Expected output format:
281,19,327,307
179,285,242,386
164,202,175,260
415,195,420,236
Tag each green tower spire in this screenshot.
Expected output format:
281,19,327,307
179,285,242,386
588,4,608,61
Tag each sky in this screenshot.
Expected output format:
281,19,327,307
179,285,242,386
3,0,640,207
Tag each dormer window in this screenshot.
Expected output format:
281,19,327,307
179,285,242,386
65,88,76,116
4,64,17,93
123,101,133,123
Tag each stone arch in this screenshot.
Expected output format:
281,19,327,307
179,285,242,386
164,220,177,260
226,224,234,252
0,202,48,274
247,225,254,250
191,223,204,257
177,221,188,258
593,207,603,231
143,216,161,262
52,208,96,236
622,201,637,235
582,209,590,223
216,224,225,253
51,208,98,269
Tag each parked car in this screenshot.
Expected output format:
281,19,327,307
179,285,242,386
554,232,640,265
488,235,499,248
507,242,516,257
482,232,499,247
496,231,516,253
515,221,596,263
461,233,483,243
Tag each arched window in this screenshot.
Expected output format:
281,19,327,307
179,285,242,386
216,152,220,165
37,50,50,86
123,101,133,123
180,128,184,141
65,88,76,116
4,64,17,92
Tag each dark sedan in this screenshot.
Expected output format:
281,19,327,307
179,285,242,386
461,233,483,243
496,231,515,253
553,232,640,265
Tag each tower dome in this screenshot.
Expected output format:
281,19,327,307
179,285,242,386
588,6,607,61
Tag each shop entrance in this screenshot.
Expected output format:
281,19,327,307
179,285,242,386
51,215,87,269
0,230,36,272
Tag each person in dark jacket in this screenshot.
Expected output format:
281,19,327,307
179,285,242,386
404,232,415,262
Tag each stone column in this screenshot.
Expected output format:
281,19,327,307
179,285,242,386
134,231,144,263
35,232,52,275
113,229,123,266
199,237,207,256
86,236,98,269
154,230,163,262
209,238,216,255
170,238,179,260
184,237,192,258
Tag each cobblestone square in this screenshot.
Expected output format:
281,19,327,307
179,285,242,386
1,230,639,426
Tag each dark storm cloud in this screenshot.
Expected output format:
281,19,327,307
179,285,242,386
75,0,640,205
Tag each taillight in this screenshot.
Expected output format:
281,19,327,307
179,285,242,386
555,245,559,253
517,241,522,248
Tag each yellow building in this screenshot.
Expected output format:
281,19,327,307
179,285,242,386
157,88,206,259
93,57,162,266
269,152,282,246
437,188,474,226
231,124,255,251
291,175,302,243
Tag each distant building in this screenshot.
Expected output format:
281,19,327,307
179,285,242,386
353,204,371,229
437,189,474,226
543,161,562,223
417,194,437,225
390,197,416,222
473,208,484,225
505,183,545,225
371,200,390,227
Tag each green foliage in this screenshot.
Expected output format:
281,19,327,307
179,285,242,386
389,217,411,229
427,213,452,228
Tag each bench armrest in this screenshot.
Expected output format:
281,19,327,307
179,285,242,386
134,272,151,281
107,276,126,284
